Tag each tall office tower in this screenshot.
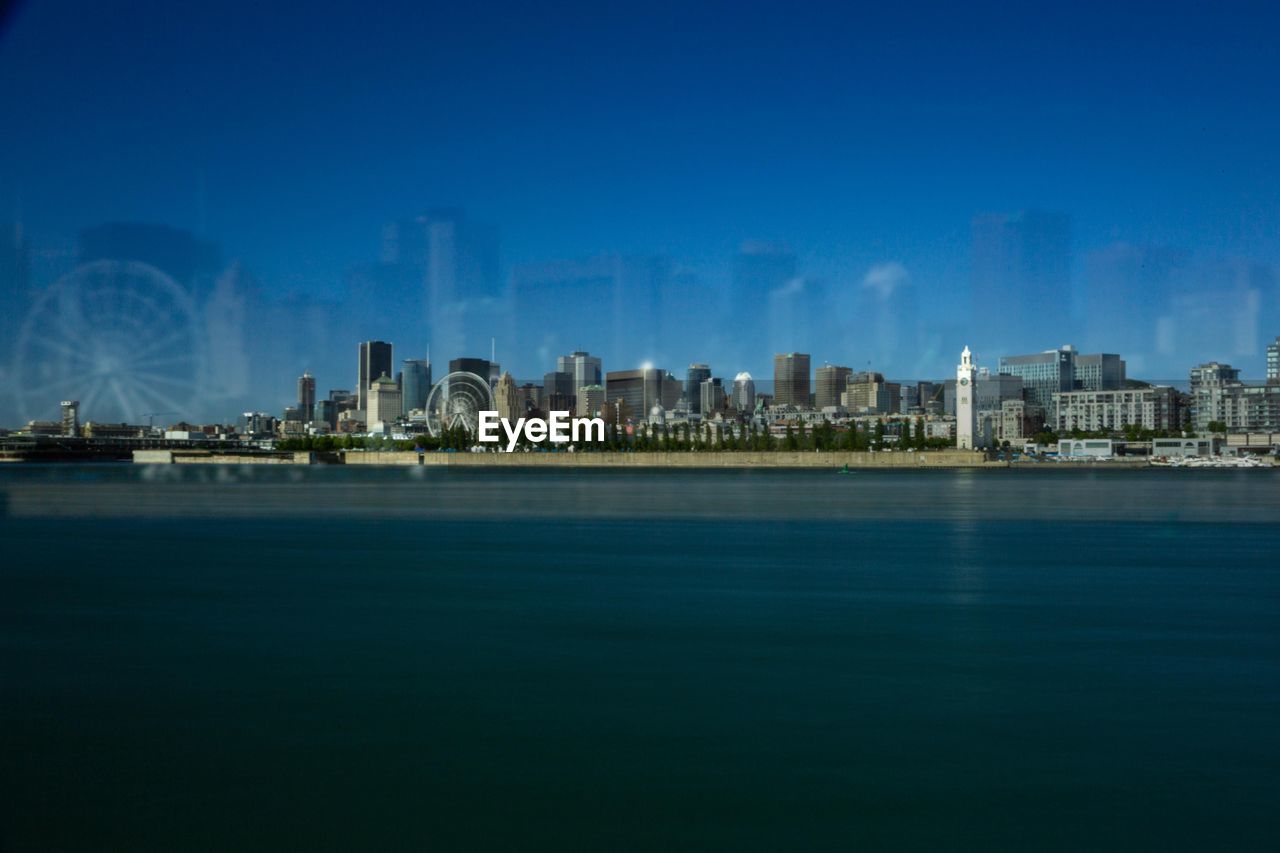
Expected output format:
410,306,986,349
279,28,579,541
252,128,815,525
773,353,811,408
401,358,431,415
731,372,756,412
685,364,712,413
1074,354,1126,391
366,373,402,431
606,368,670,420
957,347,977,450
972,211,1072,351
60,400,80,437
998,346,1076,414
1268,336,1279,383
449,357,491,382
843,372,891,414
495,372,521,422
700,378,726,416
815,365,853,410
557,351,603,396
357,341,393,411
734,244,797,365
297,372,316,422
543,370,575,411
576,384,605,418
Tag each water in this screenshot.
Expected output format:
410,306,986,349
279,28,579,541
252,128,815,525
2,466,1279,851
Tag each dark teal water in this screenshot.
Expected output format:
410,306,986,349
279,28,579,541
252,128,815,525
2,466,1279,851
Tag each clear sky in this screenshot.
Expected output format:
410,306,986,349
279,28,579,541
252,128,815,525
1,1,1278,420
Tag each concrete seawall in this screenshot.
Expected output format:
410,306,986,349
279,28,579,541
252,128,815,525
341,450,1006,468
133,450,314,465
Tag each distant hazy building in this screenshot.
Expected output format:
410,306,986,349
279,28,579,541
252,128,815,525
357,341,393,411
400,359,431,415
732,372,756,412
686,364,712,414
815,365,853,411
957,346,978,449
381,209,503,361
577,384,605,418
773,353,810,408
557,351,603,396
972,211,1071,350
494,372,521,422
1053,387,1183,434
366,373,402,432
60,400,80,437
297,372,316,422
734,244,797,363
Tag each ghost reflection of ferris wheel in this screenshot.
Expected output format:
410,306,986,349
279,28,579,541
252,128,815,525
11,260,207,425
424,371,494,437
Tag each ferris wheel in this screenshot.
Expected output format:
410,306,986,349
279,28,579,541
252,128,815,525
9,260,207,425
424,371,494,437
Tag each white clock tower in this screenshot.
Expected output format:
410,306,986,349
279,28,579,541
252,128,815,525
956,346,977,450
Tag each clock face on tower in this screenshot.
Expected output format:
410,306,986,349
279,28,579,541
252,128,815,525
959,377,970,386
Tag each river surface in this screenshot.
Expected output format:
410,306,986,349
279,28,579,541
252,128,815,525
2,465,1278,850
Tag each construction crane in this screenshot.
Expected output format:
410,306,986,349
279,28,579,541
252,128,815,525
140,412,176,431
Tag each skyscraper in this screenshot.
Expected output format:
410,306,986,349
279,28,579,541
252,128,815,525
685,364,711,413
367,373,402,432
700,378,726,416
495,372,521,422
357,341,393,411
773,353,810,408
401,358,431,415
557,351,603,396
731,372,756,412
297,372,316,422
1268,336,1279,383
449,357,492,382
60,400,79,437
815,365,853,410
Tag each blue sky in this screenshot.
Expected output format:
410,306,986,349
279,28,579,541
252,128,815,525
1,1,1279,417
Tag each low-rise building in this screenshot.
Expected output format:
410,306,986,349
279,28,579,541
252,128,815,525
1058,438,1114,458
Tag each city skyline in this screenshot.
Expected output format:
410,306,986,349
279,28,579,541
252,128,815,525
3,2,1280,422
